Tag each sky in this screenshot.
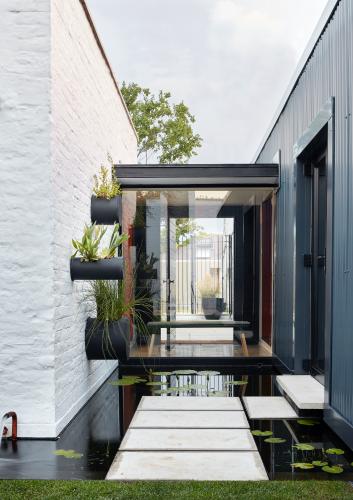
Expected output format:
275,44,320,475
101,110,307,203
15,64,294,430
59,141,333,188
87,0,328,163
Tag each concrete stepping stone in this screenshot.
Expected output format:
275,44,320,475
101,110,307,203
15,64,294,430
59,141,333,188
106,451,268,481
242,396,298,419
130,410,249,429
120,428,257,451
276,375,324,409
138,396,243,411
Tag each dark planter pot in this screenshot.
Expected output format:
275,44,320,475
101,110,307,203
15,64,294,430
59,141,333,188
85,317,130,360
70,257,124,281
91,195,122,225
202,297,224,320
136,269,158,280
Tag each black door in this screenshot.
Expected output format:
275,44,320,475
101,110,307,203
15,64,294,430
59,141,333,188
311,151,327,377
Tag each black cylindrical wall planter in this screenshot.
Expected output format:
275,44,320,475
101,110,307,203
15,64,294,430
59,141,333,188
91,195,122,225
70,256,124,281
85,317,130,360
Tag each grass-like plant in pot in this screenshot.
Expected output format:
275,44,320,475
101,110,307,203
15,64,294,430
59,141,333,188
70,223,128,281
198,274,224,320
84,280,152,360
91,155,122,225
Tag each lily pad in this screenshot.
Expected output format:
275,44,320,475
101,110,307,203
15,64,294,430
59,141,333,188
251,430,273,437
264,437,287,444
110,378,146,386
297,419,320,426
197,371,220,376
293,443,315,451
208,391,228,397
54,449,83,459
291,462,315,470
325,448,345,455
187,384,208,390
152,389,169,395
172,370,198,375
322,465,344,474
145,381,168,386
225,380,248,386
151,371,172,376
312,461,328,467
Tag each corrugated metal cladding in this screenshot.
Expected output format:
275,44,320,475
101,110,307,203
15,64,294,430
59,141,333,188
256,0,353,425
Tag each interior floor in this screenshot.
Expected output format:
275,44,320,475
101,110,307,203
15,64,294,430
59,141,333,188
130,339,272,358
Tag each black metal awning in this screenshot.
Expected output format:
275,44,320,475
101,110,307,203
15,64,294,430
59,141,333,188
115,164,279,189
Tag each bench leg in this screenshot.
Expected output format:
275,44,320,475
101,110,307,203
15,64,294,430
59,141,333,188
240,332,249,357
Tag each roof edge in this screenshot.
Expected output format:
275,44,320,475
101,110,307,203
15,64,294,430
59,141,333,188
252,0,340,162
79,0,138,140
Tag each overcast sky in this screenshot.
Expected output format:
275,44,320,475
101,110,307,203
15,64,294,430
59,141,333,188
87,0,328,163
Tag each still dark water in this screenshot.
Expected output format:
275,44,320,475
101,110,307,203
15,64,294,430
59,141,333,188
1,369,353,480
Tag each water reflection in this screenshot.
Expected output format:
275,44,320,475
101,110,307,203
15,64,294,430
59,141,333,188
0,369,352,480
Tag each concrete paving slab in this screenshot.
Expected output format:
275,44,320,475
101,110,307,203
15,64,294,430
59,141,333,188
242,396,298,419
106,451,268,481
276,375,324,409
138,396,243,411
130,410,249,429
120,428,257,451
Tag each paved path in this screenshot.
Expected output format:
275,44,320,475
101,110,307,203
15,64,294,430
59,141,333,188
106,396,268,481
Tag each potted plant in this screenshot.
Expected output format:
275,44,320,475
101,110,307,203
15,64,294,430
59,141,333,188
84,280,152,360
198,274,224,320
91,155,122,225
70,223,128,280
136,251,158,280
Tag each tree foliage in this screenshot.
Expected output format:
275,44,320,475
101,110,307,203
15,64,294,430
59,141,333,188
121,82,202,164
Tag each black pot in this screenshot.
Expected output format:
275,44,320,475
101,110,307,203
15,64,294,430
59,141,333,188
91,195,122,225
70,257,124,281
136,269,158,280
85,317,130,360
201,297,224,320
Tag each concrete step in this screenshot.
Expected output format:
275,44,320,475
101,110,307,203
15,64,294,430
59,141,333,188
276,375,324,411
242,396,298,419
120,428,257,451
106,451,268,481
138,396,243,411
130,410,249,429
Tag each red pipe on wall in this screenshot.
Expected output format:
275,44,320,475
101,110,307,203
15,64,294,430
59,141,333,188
3,412,17,441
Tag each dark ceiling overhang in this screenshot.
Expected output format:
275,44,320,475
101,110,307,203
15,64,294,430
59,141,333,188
115,164,279,189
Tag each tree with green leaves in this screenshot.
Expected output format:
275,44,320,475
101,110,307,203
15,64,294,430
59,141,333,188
121,82,202,164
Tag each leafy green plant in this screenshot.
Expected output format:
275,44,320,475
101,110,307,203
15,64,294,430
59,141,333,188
72,223,128,262
325,448,345,455
83,280,152,358
93,155,122,199
198,274,220,298
101,224,129,259
322,465,344,474
72,224,106,262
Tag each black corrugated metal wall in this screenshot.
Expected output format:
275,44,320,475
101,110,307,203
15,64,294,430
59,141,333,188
256,0,353,445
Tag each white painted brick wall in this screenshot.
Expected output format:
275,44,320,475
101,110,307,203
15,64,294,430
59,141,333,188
51,0,137,436
0,0,137,437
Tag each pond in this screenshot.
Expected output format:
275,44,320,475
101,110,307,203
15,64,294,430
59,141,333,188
0,368,352,480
